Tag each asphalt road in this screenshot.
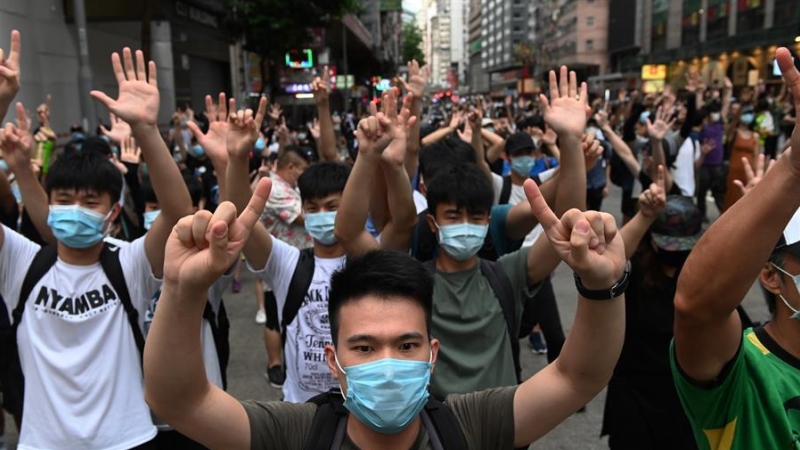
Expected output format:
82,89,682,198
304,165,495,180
2,184,771,449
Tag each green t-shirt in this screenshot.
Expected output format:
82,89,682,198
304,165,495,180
671,327,800,450
431,248,537,397
242,386,517,449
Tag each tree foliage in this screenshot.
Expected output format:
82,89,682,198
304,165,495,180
402,23,425,66
229,0,360,61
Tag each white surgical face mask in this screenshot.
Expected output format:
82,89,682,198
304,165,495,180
771,263,800,320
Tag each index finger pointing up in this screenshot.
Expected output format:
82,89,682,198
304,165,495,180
238,177,272,231
523,179,560,231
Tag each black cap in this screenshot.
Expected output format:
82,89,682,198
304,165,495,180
505,132,536,156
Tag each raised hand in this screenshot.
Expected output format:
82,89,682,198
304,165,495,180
0,102,35,173
187,93,234,165
777,47,800,175
542,126,558,148
309,117,321,140
448,110,463,130
398,60,429,99
226,96,267,159
638,165,667,218
593,103,611,129
733,153,776,196
100,112,133,143
540,66,591,138
646,106,675,141
0,31,21,109
311,66,331,105
90,48,159,127
164,178,271,291
268,103,283,122
119,136,142,165
583,133,602,171
524,178,626,289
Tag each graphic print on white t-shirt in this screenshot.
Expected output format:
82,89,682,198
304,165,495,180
251,238,344,402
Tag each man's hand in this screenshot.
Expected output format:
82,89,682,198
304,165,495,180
268,103,283,123
0,31,21,109
0,102,34,173
542,126,558,148
646,106,675,142
583,133,602,171
90,48,159,128
593,104,611,129
379,92,417,166
226,97,267,160
311,66,331,105
309,117,321,141
164,178,271,293
524,178,626,289
398,60,429,99
733,153,776,196
100,112,133,143
188,93,235,165
638,165,667,218
119,136,142,165
777,47,800,175
540,66,590,139
448,110,463,130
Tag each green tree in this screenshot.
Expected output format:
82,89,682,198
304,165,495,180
228,0,360,92
402,23,425,66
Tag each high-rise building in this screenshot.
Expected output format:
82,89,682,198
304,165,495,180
467,0,490,92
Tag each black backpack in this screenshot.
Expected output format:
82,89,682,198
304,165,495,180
1,243,146,422
498,174,543,205
302,388,468,450
423,259,522,383
280,248,316,344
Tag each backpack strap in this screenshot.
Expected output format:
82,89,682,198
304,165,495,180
303,389,349,450
99,242,145,364
413,209,437,263
499,175,512,205
281,248,316,345
478,258,522,383
202,300,231,389
423,396,469,450
16,244,59,328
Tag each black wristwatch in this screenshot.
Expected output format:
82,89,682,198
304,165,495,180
573,262,631,301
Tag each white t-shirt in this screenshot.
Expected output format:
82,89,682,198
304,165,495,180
249,238,346,402
674,137,701,197
491,173,504,205
413,190,428,215
0,227,160,450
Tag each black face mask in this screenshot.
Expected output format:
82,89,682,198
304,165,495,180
655,248,691,268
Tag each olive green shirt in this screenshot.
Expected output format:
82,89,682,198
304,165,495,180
431,248,536,397
242,386,517,449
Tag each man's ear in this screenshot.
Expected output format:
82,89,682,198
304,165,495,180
109,202,123,223
324,344,343,383
760,263,783,296
425,213,438,235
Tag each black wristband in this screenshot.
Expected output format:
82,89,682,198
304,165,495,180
573,262,631,301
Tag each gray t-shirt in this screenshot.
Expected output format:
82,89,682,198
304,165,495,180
242,386,517,449
431,248,538,397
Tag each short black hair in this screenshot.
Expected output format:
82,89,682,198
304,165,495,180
277,146,310,170
426,163,493,216
419,137,477,183
81,137,114,157
46,150,122,204
297,161,350,203
329,250,434,347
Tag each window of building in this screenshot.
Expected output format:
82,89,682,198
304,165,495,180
513,26,521,32
706,0,729,41
737,0,765,33
587,16,594,26
681,0,702,47
652,0,668,52
774,0,797,27
586,39,594,51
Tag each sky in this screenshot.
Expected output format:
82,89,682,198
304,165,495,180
405,0,422,13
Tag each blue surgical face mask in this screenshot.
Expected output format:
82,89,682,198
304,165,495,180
305,211,338,246
771,264,800,320
47,205,112,249
0,160,8,172
335,351,432,434
510,155,536,177
192,145,205,157
143,209,161,231
435,221,489,261
254,137,266,153
741,113,755,125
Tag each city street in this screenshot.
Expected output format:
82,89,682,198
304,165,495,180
2,185,770,449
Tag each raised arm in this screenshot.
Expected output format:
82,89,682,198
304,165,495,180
0,103,54,242
526,66,589,285
596,107,641,176
674,47,800,382
483,127,507,163
311,66,338,162
90,48,193,278
0,31,20,122
145,179,271,450
399,60,428,179
646,106,676,192
620,166,666,260
513,179,627,447
421,111,460,147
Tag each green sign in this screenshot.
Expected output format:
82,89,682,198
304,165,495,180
381,0,402,11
